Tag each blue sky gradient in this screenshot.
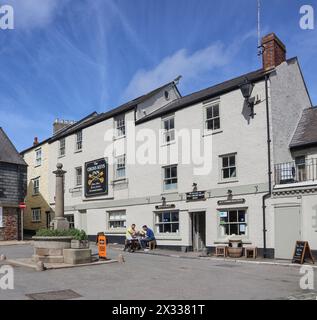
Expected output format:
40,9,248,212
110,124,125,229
0,0,316,151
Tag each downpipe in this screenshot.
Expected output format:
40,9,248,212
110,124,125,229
263,74,272,259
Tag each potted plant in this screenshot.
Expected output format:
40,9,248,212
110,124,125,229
70,229,89,249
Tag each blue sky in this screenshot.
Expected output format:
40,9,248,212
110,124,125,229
0,0,316,151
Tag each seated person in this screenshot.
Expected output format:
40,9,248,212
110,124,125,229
140,225,156,251
124,224,137,252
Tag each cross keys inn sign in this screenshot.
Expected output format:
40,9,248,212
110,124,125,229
85,158,108,197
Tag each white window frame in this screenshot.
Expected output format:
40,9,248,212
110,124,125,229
108,211,126,230
59,138,66,157
163,165,178,191
115,155,126,179
205,102,220,132
115,114,126,138
0,207,3,228
33,177,40,195
66,214,75,229
35,148,42,167
75,167,82,187
75,131,83,152
220,153,237,181
162,115,175,144
155,211,180,234
32,208,41,222
218,209,248,238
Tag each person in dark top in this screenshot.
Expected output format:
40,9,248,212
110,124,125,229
140,225,156,250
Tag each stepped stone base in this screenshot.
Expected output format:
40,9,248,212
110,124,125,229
63,249,92,265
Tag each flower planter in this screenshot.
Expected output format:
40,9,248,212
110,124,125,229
71,239,89,249
228,247,243,258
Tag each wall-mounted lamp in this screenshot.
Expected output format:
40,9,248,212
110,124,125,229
240,78,256,118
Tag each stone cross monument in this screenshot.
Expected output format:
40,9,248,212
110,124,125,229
51,163,69,230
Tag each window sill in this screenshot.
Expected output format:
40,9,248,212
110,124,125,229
113,135,126,141
161,141,176,147
203,129,223,137
214,239,252,245
218,180,239,185
161,190,178,195
32,194,40,197
105,230,126,235
58,155,65,159
74,149,83,154
32,221,42,224
155,235,182,241
112,178,128,185
34,164,42,168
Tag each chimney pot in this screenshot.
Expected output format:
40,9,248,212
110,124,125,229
262,33,286,70
33,137,39,146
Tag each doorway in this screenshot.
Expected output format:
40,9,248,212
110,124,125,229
275,205,301,259
191,212,206,252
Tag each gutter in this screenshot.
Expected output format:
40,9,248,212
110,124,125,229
262,74,272,258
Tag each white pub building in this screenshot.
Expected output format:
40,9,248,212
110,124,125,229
27,34,316,259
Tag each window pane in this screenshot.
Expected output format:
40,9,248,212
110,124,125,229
223,169,230,179
229,211,238,223
230,224,238,235
171,166,177,178
238,211,246,223
172,224,179,233
206,107,213,119
230,167,237,178
229,156,236,166
239,224,247,235
163,212,171,222
159,224,164,233
170,118,174,129
171,212,179,222
223,157,228,168
164,224,171,233
206,119,213,130
213,105,219,117
157,214,163,223
213,118,220,130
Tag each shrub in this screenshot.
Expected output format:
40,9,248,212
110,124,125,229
36,228,88,241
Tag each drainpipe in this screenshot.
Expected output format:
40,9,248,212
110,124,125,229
262,74,272,258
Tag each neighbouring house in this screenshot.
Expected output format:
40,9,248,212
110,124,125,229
0,128,27,241
20,137,53,235
22,33,316,259
272,107,317,259
20,113,99,234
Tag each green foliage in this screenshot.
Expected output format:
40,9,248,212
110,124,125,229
36,228,88,241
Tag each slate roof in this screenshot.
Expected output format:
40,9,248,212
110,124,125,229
50,81,177,143
290,107,317,149
0,127,27,166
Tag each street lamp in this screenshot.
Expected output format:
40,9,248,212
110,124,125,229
240,78,256,118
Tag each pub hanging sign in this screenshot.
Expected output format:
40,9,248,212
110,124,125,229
85,158,108,197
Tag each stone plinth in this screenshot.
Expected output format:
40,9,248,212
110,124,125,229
63,249,92,265
32,236,72,263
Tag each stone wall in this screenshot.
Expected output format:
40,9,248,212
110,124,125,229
0,207,19,241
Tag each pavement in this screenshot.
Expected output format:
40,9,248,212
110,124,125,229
0,243,316,300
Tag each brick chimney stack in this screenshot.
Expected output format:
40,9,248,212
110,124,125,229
262,33,286,70
33,137,39,146
53,119,75,134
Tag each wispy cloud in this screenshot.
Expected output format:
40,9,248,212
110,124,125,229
123,30,257,100
6,0,71,30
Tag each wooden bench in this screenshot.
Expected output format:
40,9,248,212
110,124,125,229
215,246,227,257
245,246,257,259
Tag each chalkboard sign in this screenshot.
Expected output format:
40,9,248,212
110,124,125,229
292,241,315,265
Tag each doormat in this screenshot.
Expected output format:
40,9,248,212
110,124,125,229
26,289,82,300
